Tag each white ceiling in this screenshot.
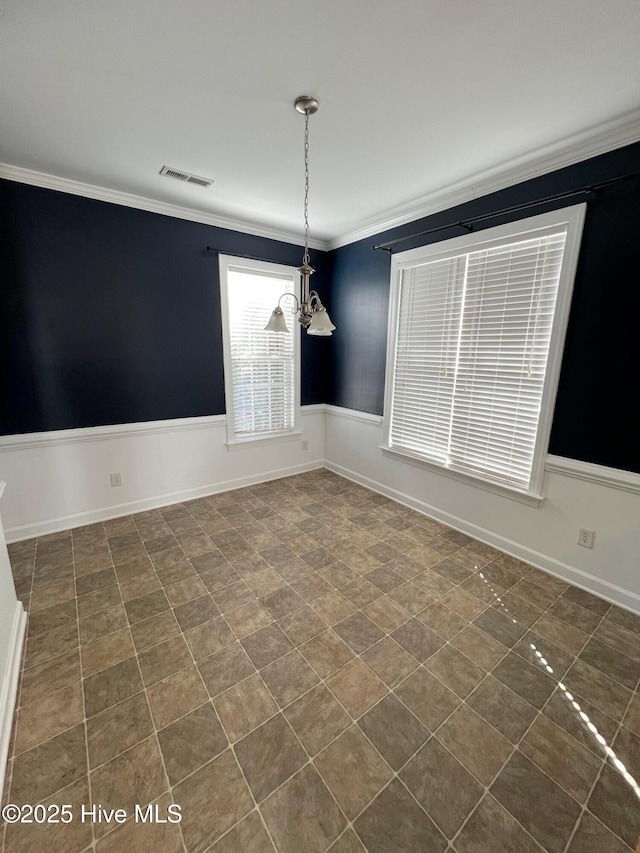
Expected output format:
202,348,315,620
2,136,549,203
2,0,639,247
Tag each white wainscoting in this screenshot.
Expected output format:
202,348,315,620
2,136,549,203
324,406,640,615
0,483,26,800
0,407,325,542
2,404,639,616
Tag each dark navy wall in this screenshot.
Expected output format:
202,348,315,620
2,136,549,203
327,142,640,474
3,143,639,472
0,181,328,434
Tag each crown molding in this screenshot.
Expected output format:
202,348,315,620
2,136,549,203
0,164,330,252
330,110,640,249
2,109,639,254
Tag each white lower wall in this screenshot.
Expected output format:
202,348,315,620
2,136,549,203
323,406,640,615
0,407,325,541
1,403,639,615
0,484,27,801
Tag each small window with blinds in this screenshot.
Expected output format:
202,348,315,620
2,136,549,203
219,255,300,445
383,205,586,499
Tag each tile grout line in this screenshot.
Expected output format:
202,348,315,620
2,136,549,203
84,522,181,853
18,500,622,680
223,481,634,851
2,643,584,843
302,516,632,850
138,490,409,850
204,665,352,853
108,523,190,853
350,551,606,850
349,626,528,849
75,526,142,852
190,487,336,853
460,563,605,839
82,523,111,853
73,531,98,853
182,591,502,849
560,670,640,853
2,536,556,788
450,564,636,853
6,472,639,853
165,570,252,853
6,502,601,668
110,499,297,852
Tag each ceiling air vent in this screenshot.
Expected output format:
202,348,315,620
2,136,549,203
159,165,214,188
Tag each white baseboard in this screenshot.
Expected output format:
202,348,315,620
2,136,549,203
5,461,323,543
325,459,640,615
0,602,26,805
1,406,326,543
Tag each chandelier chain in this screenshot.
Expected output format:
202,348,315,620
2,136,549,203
303,111,310,265
264,96,333,335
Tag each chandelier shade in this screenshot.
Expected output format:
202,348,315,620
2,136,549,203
307,304,336,336
264,305,290,333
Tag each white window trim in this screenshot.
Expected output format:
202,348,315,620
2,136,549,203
379,445,545,506
218,254,301,449
381,204,586,504
225,429,303,451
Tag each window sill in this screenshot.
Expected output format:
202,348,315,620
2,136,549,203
226,430,303,451
379,445,543,507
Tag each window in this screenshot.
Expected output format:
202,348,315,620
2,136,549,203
219,255,300,447
382,205,586,500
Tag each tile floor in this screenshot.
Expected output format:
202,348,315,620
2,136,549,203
2,469,640,853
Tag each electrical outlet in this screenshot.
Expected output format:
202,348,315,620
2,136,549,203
577,527,595,548
110,472,122,487
301,439,309,451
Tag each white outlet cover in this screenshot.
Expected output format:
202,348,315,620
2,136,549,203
577,527,595,548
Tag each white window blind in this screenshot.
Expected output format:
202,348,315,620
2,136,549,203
222,262,298,440
386,211,583,496
391,256,466,463
451,233,566,487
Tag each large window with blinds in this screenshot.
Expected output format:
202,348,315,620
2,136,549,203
219,255,300,446
382,206,585,499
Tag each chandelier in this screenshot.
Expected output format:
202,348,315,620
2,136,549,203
264,96,335,336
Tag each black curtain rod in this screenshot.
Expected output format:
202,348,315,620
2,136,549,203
205,246,285,265
372,170,640,253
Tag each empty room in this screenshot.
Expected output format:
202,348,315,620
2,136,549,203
0,2,639,852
